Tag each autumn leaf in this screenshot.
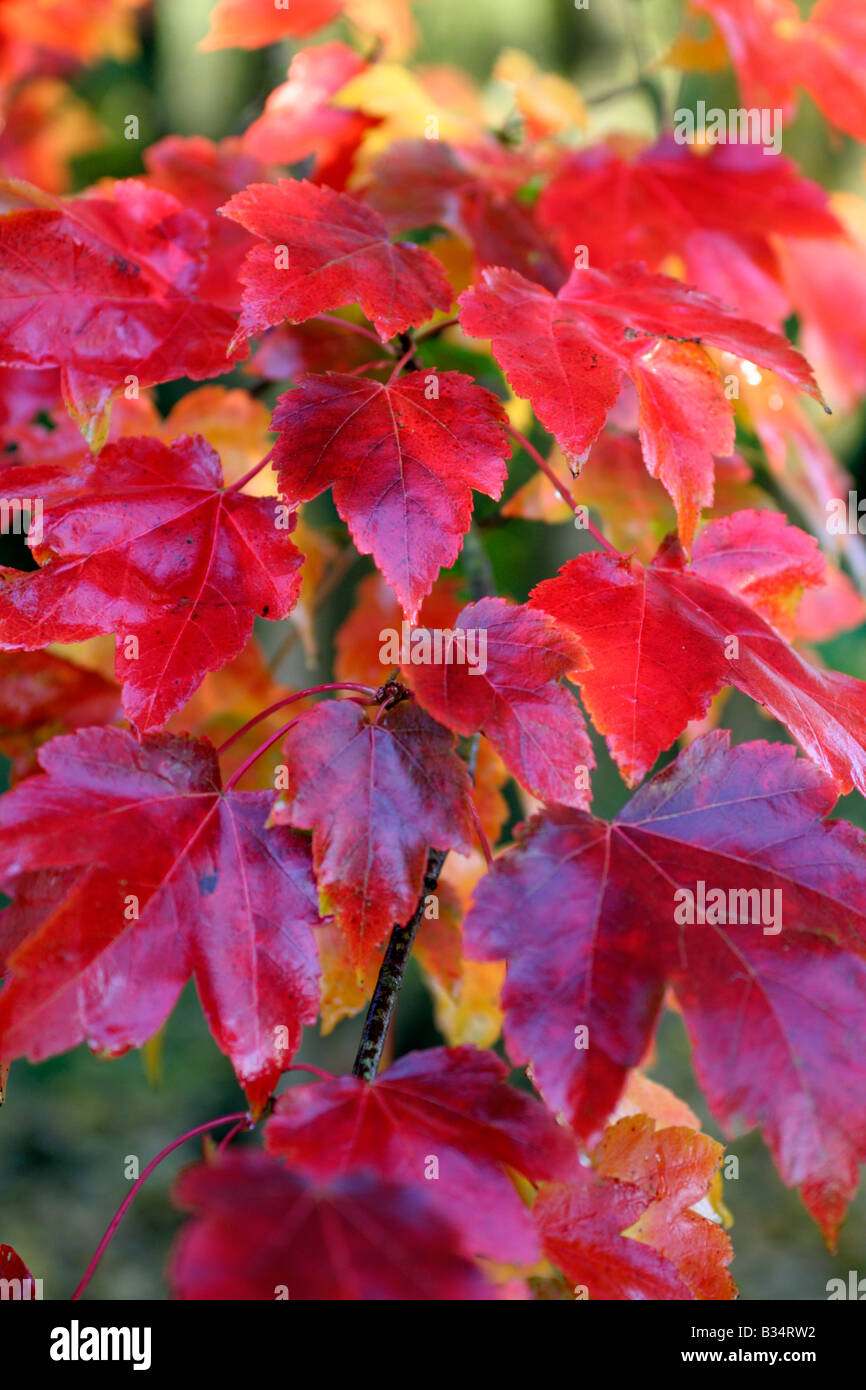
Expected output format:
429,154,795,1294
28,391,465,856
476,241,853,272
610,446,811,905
529,514,866,792
0,650,121,781
199,0,344,51
0,727,322,1111
459,262,822,546
265,1046,579,1262
0,1243,35,1285
407,597,594,808
241,43,374,190
536,1113,734,1300
538,138,840,328
0,434,303,731
464,731,866,1243
275,698,474,976
142,136,268,312
171,1155,498,1300
0,179,242,440
270,370,509,619
592,1115,735,1300
220,179,453,347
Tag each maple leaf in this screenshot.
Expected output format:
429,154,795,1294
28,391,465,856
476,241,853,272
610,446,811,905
536,1113,734,1300
270,370,509,619
0,433,303,731
537,138,840,327
170,1154,498,1300
241,43,374,190
775,210,866,411
688,508,825,639
459,263,821,547
265,1046,578,1262
592,1114,735,1300
0,180,242,440
0,727,322,1111
689,0,866,143
274,698,474,976
220,179,453,348
464,731,866,1242
530,512,866,793
407,597,594,809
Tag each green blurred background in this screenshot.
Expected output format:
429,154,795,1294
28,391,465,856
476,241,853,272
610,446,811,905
1,0,865,1300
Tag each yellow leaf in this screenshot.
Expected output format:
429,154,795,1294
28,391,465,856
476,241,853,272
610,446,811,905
494,48,587,136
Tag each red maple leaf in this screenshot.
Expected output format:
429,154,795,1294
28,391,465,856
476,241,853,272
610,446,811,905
459,262,822,546
0,180,242,438
691,0,866,143
220,179,453,347
536,1114,734,1300
590,1115,735,1300
537,138,840,326
170,1155,499,1300
0,433,303,731
464,731,866,1243
274,699,474,976
265,1045,579,1262
529,511,866,792
0,727,322,1112
241,43,375,190
406,596,594,808
270,370,509,619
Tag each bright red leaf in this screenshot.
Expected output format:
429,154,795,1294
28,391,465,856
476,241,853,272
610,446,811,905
270,370,508,619
265,1045,578,1262
275,698,474,976
537,138,841,326
220,179,453,347
142,136,268,312
0,180,242,439
0,650,121,781
0,727,322,1112
459,263,822,546
407,596,594,808
242,43,374,189
530,513,866,792
0,433,303,731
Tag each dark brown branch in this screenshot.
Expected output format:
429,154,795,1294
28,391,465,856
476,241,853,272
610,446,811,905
352,848,448,1079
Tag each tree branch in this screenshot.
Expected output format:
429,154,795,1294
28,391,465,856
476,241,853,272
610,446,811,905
352,848,448,1079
